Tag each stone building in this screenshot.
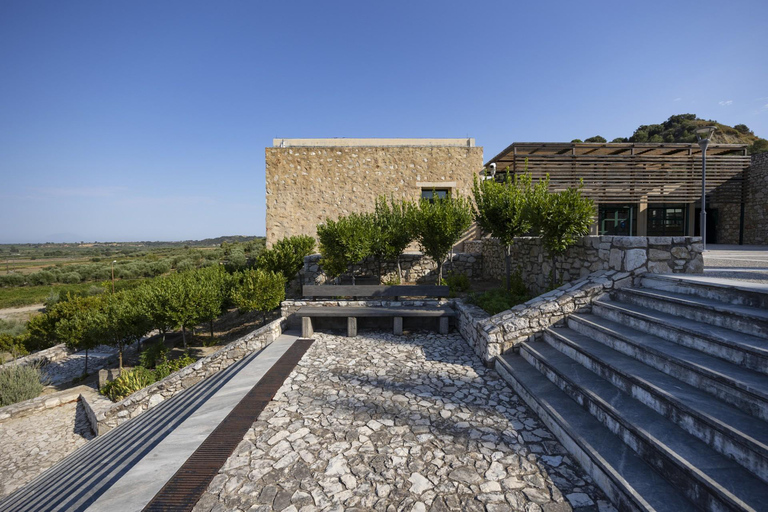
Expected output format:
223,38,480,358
265,138,483,246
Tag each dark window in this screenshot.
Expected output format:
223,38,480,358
421,189,450,202
598,204,637,236
647,205,687,236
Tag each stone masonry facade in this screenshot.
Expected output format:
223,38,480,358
265,140,483,246
744,152,768,245
478,236,703,296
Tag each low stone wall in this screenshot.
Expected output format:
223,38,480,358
455,270,632,365
480,236,703,295
302,252,482,285
0,385,92,423
0,343,71,370
82,317,287,435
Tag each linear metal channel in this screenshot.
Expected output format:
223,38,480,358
142,338,314,512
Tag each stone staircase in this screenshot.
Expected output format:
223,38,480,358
496,274,768,512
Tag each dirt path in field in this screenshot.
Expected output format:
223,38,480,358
0,303,44,322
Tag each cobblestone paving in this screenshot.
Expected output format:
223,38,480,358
194,332,612,512
0,400,94,498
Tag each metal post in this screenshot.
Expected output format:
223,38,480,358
699,139,709,251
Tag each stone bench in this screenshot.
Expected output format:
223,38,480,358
297,285,455,337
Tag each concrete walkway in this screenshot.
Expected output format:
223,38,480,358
0,331,303,512
704,244,768,283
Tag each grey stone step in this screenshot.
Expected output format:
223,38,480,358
593,299,768,375
568,312,768,421
547,323,768,482
524,336,768,512
640,274,768,309
615,287,768,338
495,353,694,512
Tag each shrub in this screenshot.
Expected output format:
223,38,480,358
139,341,169,369
154,353,195,380
467,286,530,316
0,364,46,406
0,333,28,359
442,272,470,296
100,366,156,401
61,272,82,284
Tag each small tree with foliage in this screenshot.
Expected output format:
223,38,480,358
373,197,415,283
412,194,473,283
196,266,228,339
532,179,595,287
472,171,534,291
163,270,202,350
257,235,315,285
92,290,152,371
232,269,285,323
53,295,103,374
317,213,374,284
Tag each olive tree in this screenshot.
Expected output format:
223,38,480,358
412,194,473,283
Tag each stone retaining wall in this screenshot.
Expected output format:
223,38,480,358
0,385,92,423
455,270,633,365
82,317,287,435
0,343,71,370
744,152,768,245
480,236,703,295
302,252,482,285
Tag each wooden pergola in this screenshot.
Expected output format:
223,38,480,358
484,142,751,204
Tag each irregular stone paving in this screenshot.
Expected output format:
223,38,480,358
0,400,94,498
194,332,613,512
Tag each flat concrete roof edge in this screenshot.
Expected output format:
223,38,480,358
272,138,476,148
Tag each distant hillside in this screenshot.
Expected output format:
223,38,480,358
574,114,768,154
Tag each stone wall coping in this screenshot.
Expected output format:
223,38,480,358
0,384,92,423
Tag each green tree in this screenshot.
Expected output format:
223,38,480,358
196,266,228,338
584,135,607,143
372,197,415,283
232,269,285,322
53,295,102,374
257,235,316,284
532,179,595,287
91,290,151,371
472,172,533,291
317,213,375,284
163,271,202,350
749,139,768,154
137,278,176,344
412,194,473,283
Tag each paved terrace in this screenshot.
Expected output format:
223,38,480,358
195,331,609,511
0,331,609,512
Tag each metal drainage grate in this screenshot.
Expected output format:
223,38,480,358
142,338,314,512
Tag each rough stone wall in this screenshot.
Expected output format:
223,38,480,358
0,385,91,423
82,318,286,435
265,145,483,246
481,236,704,295
744,152,768,245
0,343,71,369
456,270,635,365
301,252,482,285
708,202,741,245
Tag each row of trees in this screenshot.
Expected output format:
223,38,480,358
314,174,594,290
15,235,316,371
472,172,594,288
317,196,473,284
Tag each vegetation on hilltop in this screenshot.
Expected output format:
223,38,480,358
572,114,768,154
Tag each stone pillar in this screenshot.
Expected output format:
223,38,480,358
347,317,357,337
637,196,648,236
393,317,403,335
301,317,313,339
439,317,449,335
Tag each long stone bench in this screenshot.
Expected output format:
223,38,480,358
297,285,455,337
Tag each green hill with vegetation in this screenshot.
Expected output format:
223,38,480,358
573,114,768,154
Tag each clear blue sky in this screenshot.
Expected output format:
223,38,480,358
1,0,766,243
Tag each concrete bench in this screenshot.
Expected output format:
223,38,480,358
297,285,455,337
